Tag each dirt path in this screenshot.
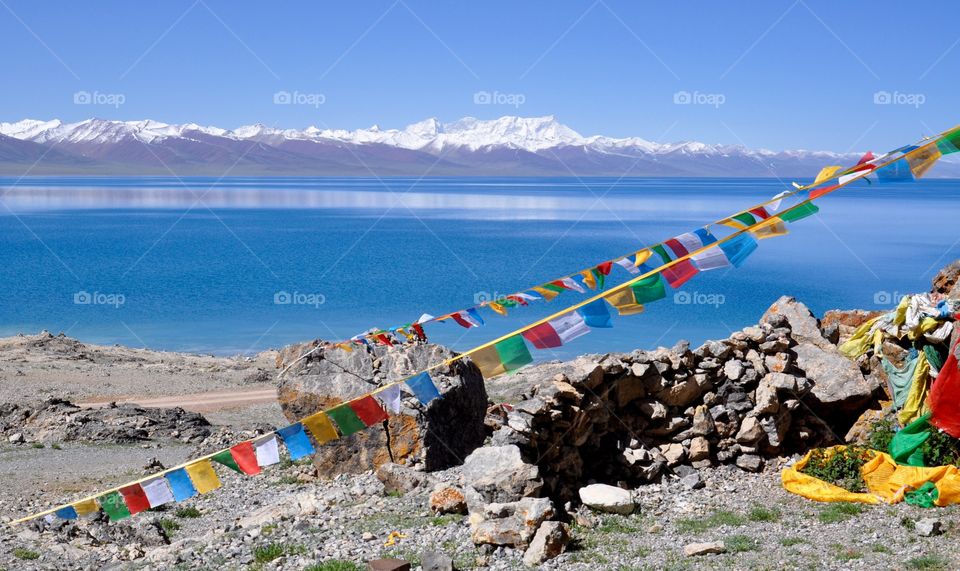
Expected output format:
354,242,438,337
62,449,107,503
78,386,278,413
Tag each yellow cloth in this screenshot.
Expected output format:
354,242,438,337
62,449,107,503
602,288,645,316
898,352,931,425
303,411,339,445
335,343,353,352
907,143,942,179
531,286,560,301
750,217,788,240
893,295,910,326
580,270,596,290
185,460,221,494
783,446,960,507
634,249,652,267
814,165,843,185
839,315,882,358
907,317,943,341
487,302,508,316
72,499,99,516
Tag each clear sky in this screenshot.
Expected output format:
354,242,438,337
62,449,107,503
1,0,957,151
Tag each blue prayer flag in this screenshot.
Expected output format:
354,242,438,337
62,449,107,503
719,233,758,268
577,299,612,328
166,468,197,502
406,372,441,405
277,423,316,461
55,506,78,520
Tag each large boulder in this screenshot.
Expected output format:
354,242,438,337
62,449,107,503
276,341,487,475
761,296,831,350
462,444,543,505
792,342,874,417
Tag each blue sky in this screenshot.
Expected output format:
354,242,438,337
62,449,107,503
1,0,957,151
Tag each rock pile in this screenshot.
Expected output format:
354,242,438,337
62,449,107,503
276,342,488,475
0,399,211,444
480,296,881,502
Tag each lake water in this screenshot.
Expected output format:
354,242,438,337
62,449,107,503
0,176,958,358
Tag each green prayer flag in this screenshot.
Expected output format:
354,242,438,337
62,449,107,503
652,244,672,263
591,268,605,290
327,404,366,436
937,128,960,155
494,335,533,373
212,449,241,473
630,274,666,304
732,212,757,226
889,413,933,466
99,491,131,521
780,202,819,223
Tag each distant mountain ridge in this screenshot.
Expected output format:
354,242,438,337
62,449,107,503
0,116,956,177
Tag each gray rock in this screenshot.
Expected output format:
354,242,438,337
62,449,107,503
522,521,570,566
762,296,832,350
462,445,542,504
470,497,554,547
680,473,704,490
793,342,874,415
578,484,634,515
421,551,454,571
376,463,429,495
735,454,764,472
916,518,942,537
684,541,726,556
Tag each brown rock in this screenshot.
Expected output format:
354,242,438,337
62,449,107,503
430,486,467,515
688,436,710,462
367,559,411,571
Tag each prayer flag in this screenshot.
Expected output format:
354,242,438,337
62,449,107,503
906,143,941,179
119,484,151,515
603,274,666,316
141,477,175,508
937,128,960,155
254,435,281,467
719,207,785,239
635,249,652,267
838,171,869,185
876,158,914,181
487,302,507,316
375,334,394,347
718,233,758,267
212,449,242,473
349,395,389,426
466,308,485,326
185,460,221,494
652,243,698,287
470,335,533,378
73,499,99,517
813,165,842,185
580,270,597,290
614,258,641,275
530,286,560,301
55,506,78,520
522,312,590,349
406,372,441,405
929,341,960,438
450,311,481,328
780,201,819,223
277,423,316,460
768,191,791,212
99,491,131,522
166,468,198,502
376,384,402,414
557,277,585,293
577,299,613,328
327,404,367,436
302,412,339,445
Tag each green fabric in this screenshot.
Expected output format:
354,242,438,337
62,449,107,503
99,491,131,521
327,404,366,436
882,353,921,409
905,481,939,508
889,413,933,466
630,273,666,304
212,449,241,473
591,267,606,290
780,202,820,222
732,212,757,226
652,244,672,264
937,128,960,155
495,335,533,373
541,283,565,293
923,344,945,370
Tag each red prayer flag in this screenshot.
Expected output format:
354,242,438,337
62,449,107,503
810,184,839,199
450,313,475,328
411,323,427,340
350,395,389,426
230,441,261,475
119,484,151,515
522,322,563,349
664,238,689,258
660,259,698,288
749,207,770,220
929,341,960,438
507,295,529,306
596,261,613,275
376,334,394,347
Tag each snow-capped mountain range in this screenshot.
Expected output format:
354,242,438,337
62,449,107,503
0,116,954,177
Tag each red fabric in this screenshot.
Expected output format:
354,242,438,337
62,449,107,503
522,322,562,349
507,295,529,306
596,261,613,275
450,313,475,328
411,323,427,340
664,238,689,258
810,184,839,199
930,341,960,438
230,441,261,475
660,259,699,288
856,151,875,166
350,395,389,426
119,484,151,515
376,334,394,347
749,206,770,220
550,280,574,290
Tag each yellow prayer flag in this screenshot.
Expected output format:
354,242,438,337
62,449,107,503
750,217,789,240
185,460,221,494
470,344,509,378
488,302,508,316
580,270,596,290
73,499,99,516
634,249,652,267
813,165,842,185
603,288,645,316
396,328,414,341
303,411,339,444
336,343,353,353
907,143,942,179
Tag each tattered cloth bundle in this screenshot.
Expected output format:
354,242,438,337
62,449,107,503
782,445,960,506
